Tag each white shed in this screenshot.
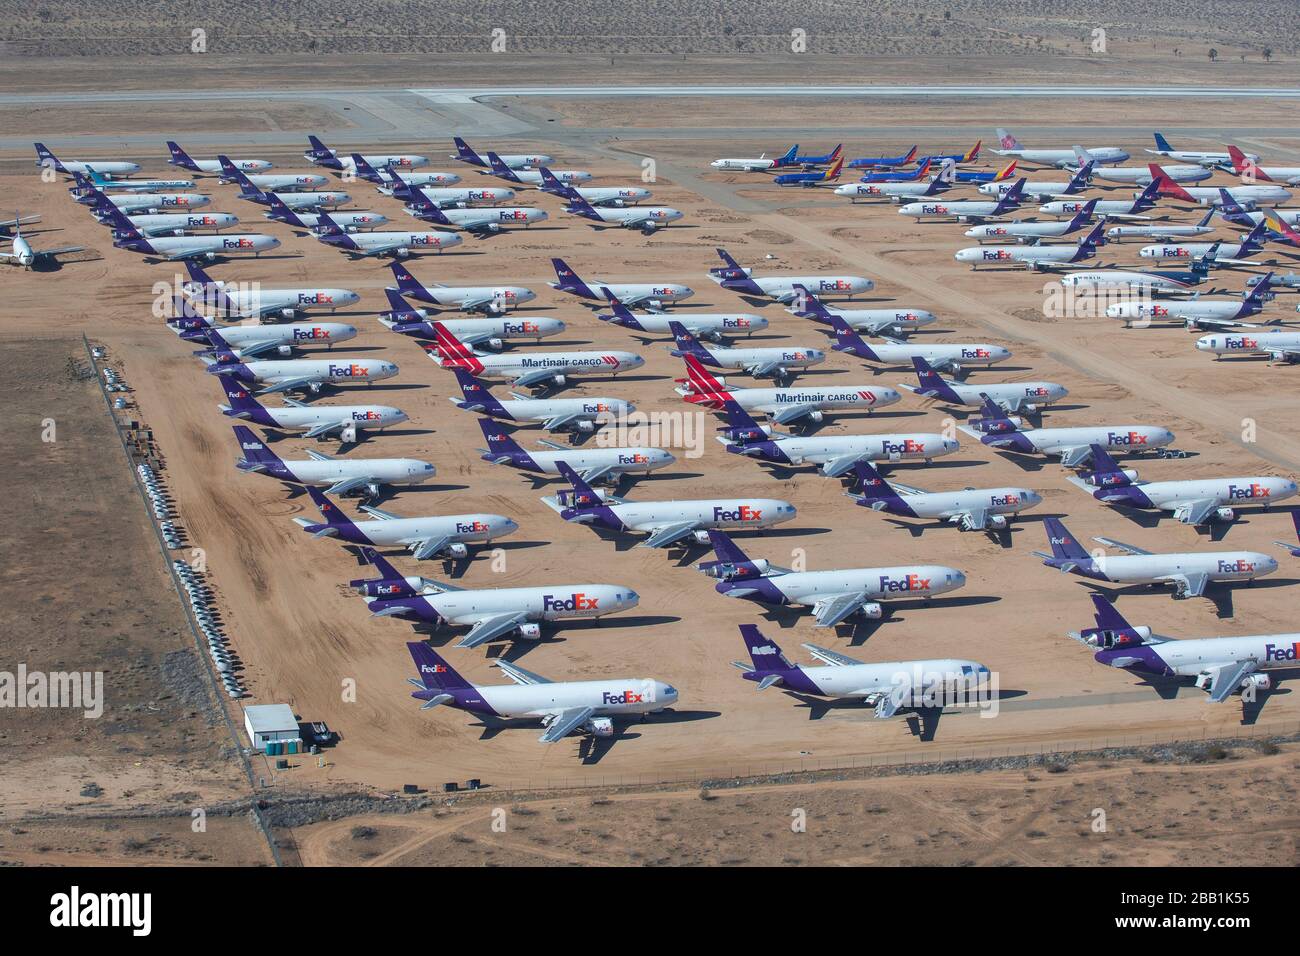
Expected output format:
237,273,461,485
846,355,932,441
243,704,301,752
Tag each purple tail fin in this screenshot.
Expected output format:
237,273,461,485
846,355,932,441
851,461,909,507
1042,517,1090,561
452,137,485,166
453,368,509,416
550,258,596,298
304,487,363,533
166,141,197,170
407,642,473,691
553,459,602,511
667,320,712,359
739,624,797,674
232,425,283,467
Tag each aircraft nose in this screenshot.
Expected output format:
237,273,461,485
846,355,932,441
1195,336,1214,350
951,571,967,589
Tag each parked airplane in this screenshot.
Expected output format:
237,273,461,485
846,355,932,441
709,248,873,301
710,145,798,172
216,155,327,192
1196,329,1300,362
380,581,638,648
717,401,957,476
787,144,844,169
899,356,1067,413
964,200,1097,242
846,146,918,169
848,461,1040,532
1070,593,1295,703
561,193,683,234
166,141,273,174
76,168,194,193
101,205,279,261
224,166,350,210
294,487,515,560
1146,133,1253,168
788,286,936,337
403,188,548,236
1081,150,1212,185
772,155,845,187
79,180,211,214
485,152,591,186
1107,273,1276,329
549,257,693,308
1039,180,1162,220
537,167,652,206
449,369,632,435
0,213,40,234
304,135,428,171
451,137,553,170
264,194,388,232
668,321,823,382
1147,164,1292,206
1068,444,1297,525
0,217,83,268
477,419,673,484
34,142,140,177
959,399,1174,467
1105,208,1215,242
177,310,357,358
182,261,359,320
387,181,517,205
918,141,983,167
702,532,966,627
975,164,1092,200
677,354,899,426
1227,145,1300,185
427,321,643,390
543,460,797,549
404,642,675,741
387,260,536,314
312,211,462,258
899,177,1028,221
828,315,1010,375
992,129,1129,166
1138,221,1268,263
381,290,564,347
856,157,934,184
117,211,241,236
231,425,435,497
837,174,952,203
1275,513,1300,557
598,290,766,340
205,354,398,396
347,154,460,188
733,625,989,717
1035,516,1276,600
954,221,1107,270
216,377,407,442
1058,253,1216,294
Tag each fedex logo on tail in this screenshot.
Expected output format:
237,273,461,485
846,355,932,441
298,293,335,306
376,582,406,596
542,592,600,612
714,505,763,522
1217,558,1257,573
1228,482,1269,500
879,573,931,593
602,689,645,704
293,327,333,340
880,438,926,454
419,663,448,675
1106,431,1148,445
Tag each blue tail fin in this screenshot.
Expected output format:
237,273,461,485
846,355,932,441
166,141,196,170
705,530,753,565
739,624,797,673
304,487,363,534
910,356,961,403
1153,132,1173,152
719,399,767,443
477,417,524,455
1089,593,1134,633
216,376,264,416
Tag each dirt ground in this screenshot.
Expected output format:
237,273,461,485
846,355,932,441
3,64,1299,865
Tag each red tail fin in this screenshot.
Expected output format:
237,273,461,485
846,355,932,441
429,322,484,374
1146,163,1193,202
682,354,728,398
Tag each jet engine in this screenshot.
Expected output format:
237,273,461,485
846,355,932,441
1214,507,1236,523
691,529,713,544
1084,468,1139,487
1242,673,1272,693
584,716,614,737
203,251,217,261
807,410,824,424
859,602,884,620
722,423,772,443
1084,625,1152,648
517,622,542,640
701,558,770,580
555,486,609,506
395,246,411,258
444,542,469,560
569,419,596,433
276,344,293,356
340,424,358,443
279,308,297,320
549,375,567,388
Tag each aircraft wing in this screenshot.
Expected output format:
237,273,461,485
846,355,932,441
801,642,865,667
0,214,40,230
229,339,282,359
454,328,498,347
324,475,378,496
453,611,530,648
511,368,561,389
960,507,989,531
744,359,788,378
494,659,552,686
811,591,870,629
873,684,910,719
305,449,334,462
303,419,351,439
769,403,819,426
540,412,587,432
35,245,86,257
455,294,498,312
360,505,398,519
1173,498,1219,526
1207,660,1257,703
408,535,452,561
820,453,868,478
638,521,701,549
578,464,616,485
1092,536,1151,556
1158,571,1209,599
352,239,407,257
256,375,323,396
538,706,595,743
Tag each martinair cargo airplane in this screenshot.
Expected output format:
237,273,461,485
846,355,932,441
992,129,1129,166
598,290,767,340
677,354,899,426
294,487,516,561
538,167,652,207
451,137,553,170
710,144,798,172
477,419,674,484
549,257,694,309
216,377,408,442
848,461,1041,533
101,204,280,262
960,398,1174,467
1070,593,1296,703
1035,516,1277,600
1147,164,1292,206
1196,330,1300,363
1069,444,1297,526
34,142,140,178
733,625,989,718
181,261,360,320
716,400,957,477
543,461,797,550
828,315,1011,375
668,321,824,382
264,194,388,232
387,260,537,314
702,533,966,627
710,248,873,302
485,152,592,186
1147,133,1255,168
381,290,565,349
449,368,633,435
954,221,1107,271
231,425,435,498
899,356,1067,414
427,321,643,390
305,135,428,171
405,642,676,743
1107,273,1276,330
788,286,936,337
313,211,463,259
167,141,273,174
204,353,398,396
216,156,328,192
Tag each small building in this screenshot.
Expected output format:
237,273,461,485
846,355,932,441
243,704,302,753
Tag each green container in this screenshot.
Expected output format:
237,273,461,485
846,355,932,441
287,741,298,755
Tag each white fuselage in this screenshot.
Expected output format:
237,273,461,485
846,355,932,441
741,566,967,606
231,402,408,433
899,199,1011,220
389,185,517,204
1002,426,1176,457
883,487,1042,521
695,345,826,372
502,446,675,477
1091,165,1211,184
370,170,462,188
429,206,549,230
567,186,652,205
331,230,463,255
1110,477,1298,515
994,147,1129,166
553,281,695,307
1172,185,1292,205
787,660,990,700
499,168,591,185
133,234,281,259
608,311,768,337
1059,271,1196,292
466,395,634,427
853,341,1012,368
101,192,211,213
226,357,398,387
692,384,901,417
1093,551,1278,587
954,242,1086,266
1106,223,1214,240
965,220,1081,241
188,157,272,174
808,306,936,334
273,210,388,230
406,284,537,312
413,584,639,627
906,379,1068,409
282,458,436,487
1040,199,1150,218
1134,634,1300,680
1196,331,1300,358
128,212,240,234
258,190,350,209
721,274,874,300
200,290,361,319
324,513,517,550
748,433,959,469
1108,300,1252,324
711,158,778,171
435,350,644,381
470,678,675,721
237,172,330,191
606,499,797,535
572,206,683,227
203,321,357,351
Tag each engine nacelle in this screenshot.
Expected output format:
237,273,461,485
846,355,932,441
584,716,614,737
279,308,297,320
276,344,293,356
481,337,504,351
700,558,770,580
807,410,824,423
1086,468,1139,487
396,246,411,258
722,424,772,443
203,251,217,261
570,419,595,433
1084,625,1152,648
986,514,1009,530
859,602,884,620
550,374,567,388
340,424,358,443
1215,507,1236,522
555,486,609,506
517,621,542,640
445,542,469,559
1242,673,1272,692
691,529,713,544
608,199,626,208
